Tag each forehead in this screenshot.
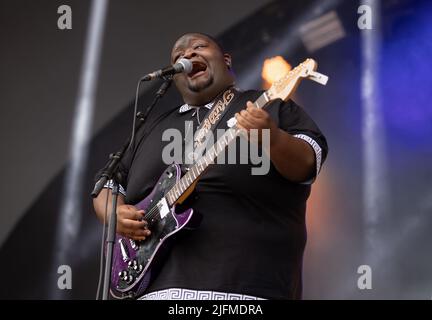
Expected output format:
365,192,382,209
171,34,215,54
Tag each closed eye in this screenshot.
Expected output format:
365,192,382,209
173,54,183,63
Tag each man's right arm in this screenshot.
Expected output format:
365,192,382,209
93,188,151,241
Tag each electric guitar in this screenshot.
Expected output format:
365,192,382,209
110,58,328,299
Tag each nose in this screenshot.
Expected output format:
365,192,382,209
183,47,197,59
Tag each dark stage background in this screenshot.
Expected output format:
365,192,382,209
0,0,431,299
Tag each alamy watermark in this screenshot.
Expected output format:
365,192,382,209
161,122,271,175
357,264,372,290
358,5,373,30
57,264,72,290
57,5,72,30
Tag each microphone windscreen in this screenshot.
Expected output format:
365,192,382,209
177,58,193,73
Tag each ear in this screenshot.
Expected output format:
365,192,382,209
223,53,232,69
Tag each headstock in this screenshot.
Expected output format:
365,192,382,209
266,58,328,102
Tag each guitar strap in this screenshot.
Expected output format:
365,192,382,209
184,86,241,165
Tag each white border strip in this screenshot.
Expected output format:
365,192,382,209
293,133,322,179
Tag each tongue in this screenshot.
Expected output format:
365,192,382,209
189,62,207,76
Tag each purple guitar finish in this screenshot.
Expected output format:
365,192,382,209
110,164,193,299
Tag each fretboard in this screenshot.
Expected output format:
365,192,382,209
165,90,271,206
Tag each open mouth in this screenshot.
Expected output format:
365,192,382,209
188,61,207,78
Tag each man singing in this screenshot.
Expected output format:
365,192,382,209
93,33,328,299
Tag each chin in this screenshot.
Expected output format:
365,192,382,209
188,77,213,93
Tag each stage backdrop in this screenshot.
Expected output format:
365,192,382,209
0,0,431,299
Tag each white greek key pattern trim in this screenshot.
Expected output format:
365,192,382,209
103,179,126,196
139,288,265,300
293,134,322,180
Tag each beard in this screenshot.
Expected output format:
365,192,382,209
188,76,213,92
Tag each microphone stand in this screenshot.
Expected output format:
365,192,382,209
91,76,172,300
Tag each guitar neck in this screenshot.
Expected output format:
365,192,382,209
165,91,271,206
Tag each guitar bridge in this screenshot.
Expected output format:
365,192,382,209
118,238,130,262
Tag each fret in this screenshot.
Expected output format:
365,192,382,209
224,133,231,144
209,147,216,159
208,151,214,163
180,178,187,192
206,150,212,161
217,141,223,152
194,163,201,175
198,159,205,171
191,166,197,180
171,192,176,204
229,129,236,140
187,172,193,184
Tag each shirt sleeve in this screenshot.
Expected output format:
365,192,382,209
103,179,127,196
266,98,328,183
93,145,133,195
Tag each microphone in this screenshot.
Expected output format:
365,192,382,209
142,58,193,81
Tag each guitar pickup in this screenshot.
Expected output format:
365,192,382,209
157,197,170,219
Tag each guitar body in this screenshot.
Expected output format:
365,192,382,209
110,163,194,299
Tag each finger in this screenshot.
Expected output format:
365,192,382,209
247,105,266,118
131,229,151,241
133,228,151,237
246,101,255,108
133,235,147,241
241,109,265,125
234,119,247,134
121,219,148,230
119,206,145,220
121,228,144,241
235,113,248,130
240,109,253,121
237,112,256,129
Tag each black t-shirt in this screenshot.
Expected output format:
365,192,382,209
114,89,328,299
